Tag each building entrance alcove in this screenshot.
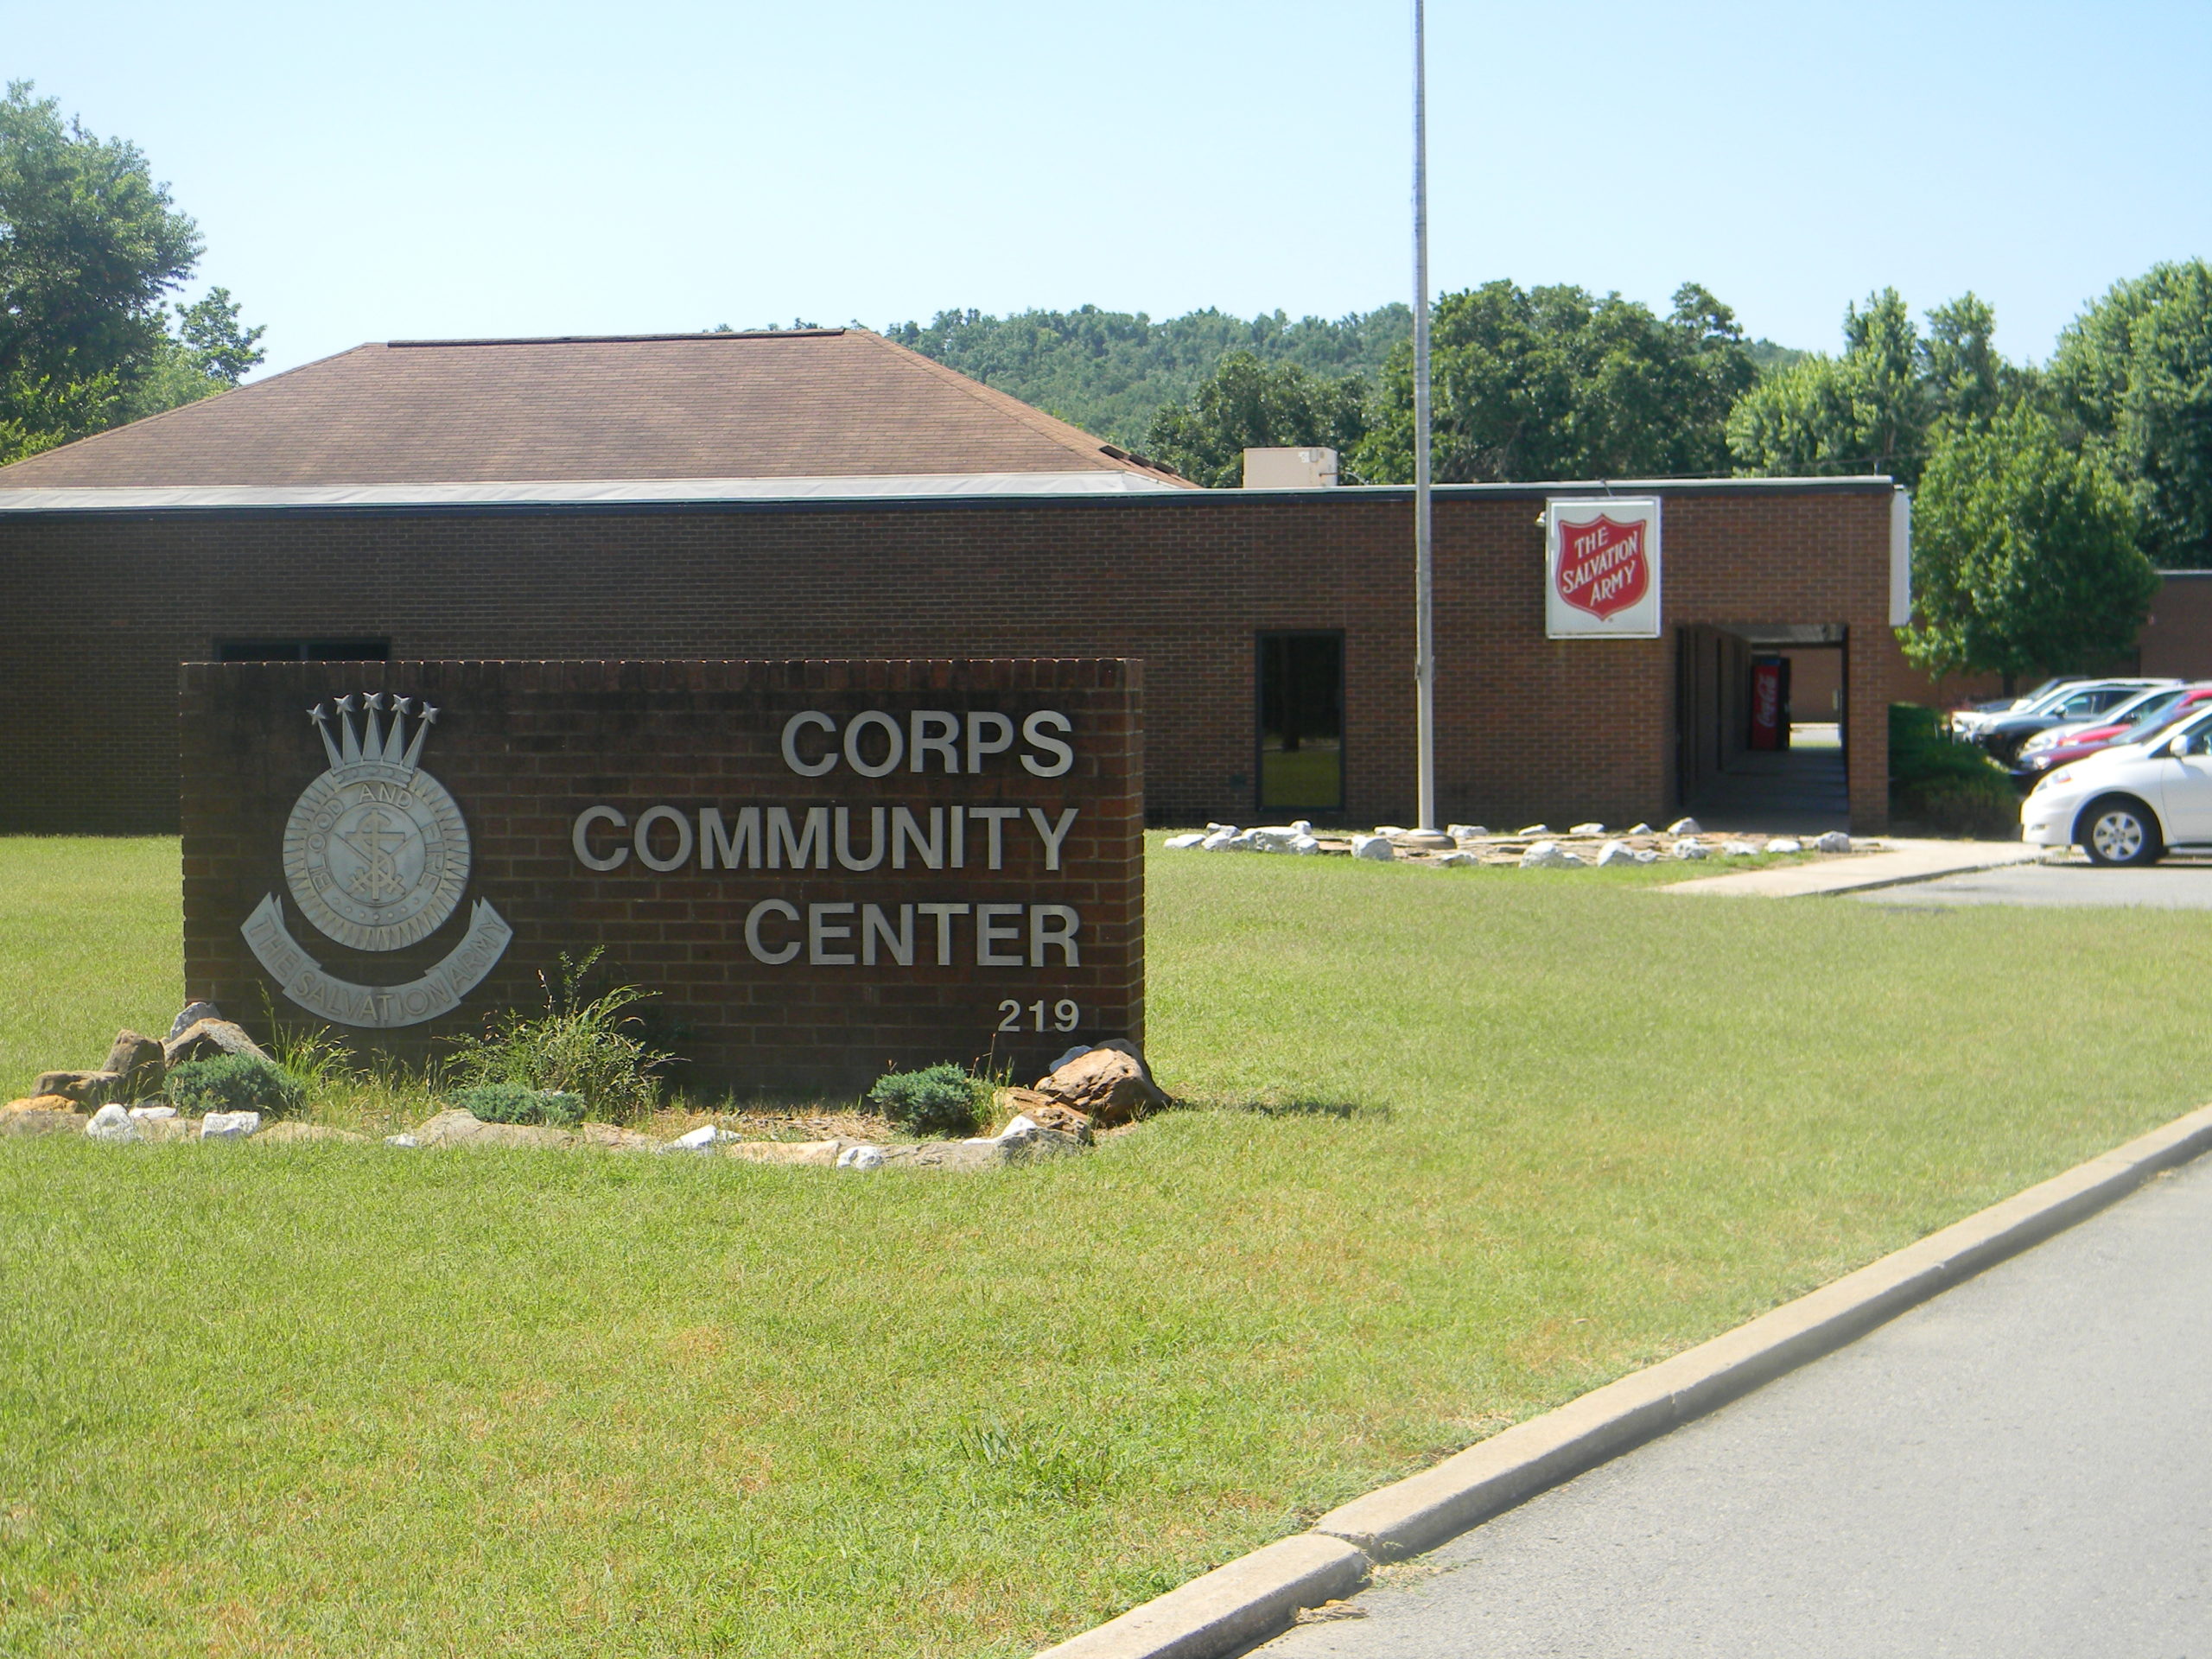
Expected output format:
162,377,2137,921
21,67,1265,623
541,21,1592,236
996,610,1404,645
1675,624,1850,832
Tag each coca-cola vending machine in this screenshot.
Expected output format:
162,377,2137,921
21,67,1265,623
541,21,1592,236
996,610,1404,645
1749,656,1790,751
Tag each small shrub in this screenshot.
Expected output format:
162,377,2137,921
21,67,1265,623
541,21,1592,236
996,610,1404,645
868,1063,982,1137
447,1083,587,1127
167,1054,306,1120
446,950,673,1122
1890,702,2020,836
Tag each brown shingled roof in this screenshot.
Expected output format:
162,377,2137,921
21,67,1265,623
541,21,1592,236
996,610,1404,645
0,328,1191,487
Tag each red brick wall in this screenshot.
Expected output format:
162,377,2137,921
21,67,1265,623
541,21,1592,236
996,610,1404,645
0,481,1899,836
178,658,1142,1094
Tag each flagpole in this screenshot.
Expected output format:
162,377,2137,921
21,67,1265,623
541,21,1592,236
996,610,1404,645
1412,0,1437,830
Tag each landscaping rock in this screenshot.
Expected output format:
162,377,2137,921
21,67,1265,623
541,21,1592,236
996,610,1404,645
1595,839,1637,867
995,1121,1088,1160
1447,823,1488,840
1631,849,1661,864
1722,840,1758,857
1766,837,1803,854
1668,817,1702,836
836,1144,886,1171
1816,831,1853,853
1198,826,1240,851
662,1124,728,1153
1626,823,1654,835
414,1108,571,1149
1434,851,1479,868
34,1070,124,1108
1394,830,1455,852
1569,821,1605,836
86,1103,139,1143
1519,840,1583,869
1517,823,1552,836
0,1109,85,1137
200,1110,262,1140
1350,834,1395,861
163,1019,273,1069
1674,838,1709,860
167,1001,223,1041
1163,832,1207,849
994,1085,1094,1141
3,1094,78,1116
723,1139,843,1166
101,1031,167,1100
385,1134,421,1148
573,1122,659,1152
1033,1046,1166,1127
255,1121,368,1144
136,1115,195,1142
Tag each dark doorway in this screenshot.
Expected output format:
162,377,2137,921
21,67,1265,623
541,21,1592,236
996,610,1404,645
1675,625,1849,831
1257,631,1344,813
216,638,391,662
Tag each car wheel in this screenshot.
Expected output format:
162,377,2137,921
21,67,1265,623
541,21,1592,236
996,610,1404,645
2078,796,2164,867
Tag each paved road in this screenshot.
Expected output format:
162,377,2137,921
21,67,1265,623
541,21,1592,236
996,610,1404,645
1856,857,2212,908
1258,1154,2212,1657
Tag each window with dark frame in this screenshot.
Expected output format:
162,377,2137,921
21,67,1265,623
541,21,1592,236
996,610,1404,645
214,639,391,663
1256,631,1344,813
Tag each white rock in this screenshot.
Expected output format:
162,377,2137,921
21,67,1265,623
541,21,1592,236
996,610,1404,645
996,1114,1042,1143
1198,828,1239,851
385,1133,421,1147
1674,839,1709,860
1569,822,1605,836
1668,817,1702,836
1765,837,1803,855
1244,825,1324,855
662,1124,728,1153
1722,840,1758,857
1517,823,1552,836
1625,823,1654,836
1163,832,1207,849
1631,849,1661,864
1446,823,1488,839
200,1110,262,1140
836,1145,886,1171
1520,840,1584,869
1816,831,1853,853
1374,825,1408,836
1350,834,1396,861
1434,851,1480,868
128,1104,176,1120
86,1103,139,1143
1595,839,1637,867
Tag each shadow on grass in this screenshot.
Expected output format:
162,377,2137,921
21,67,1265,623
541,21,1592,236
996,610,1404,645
1171,1096,1389,1122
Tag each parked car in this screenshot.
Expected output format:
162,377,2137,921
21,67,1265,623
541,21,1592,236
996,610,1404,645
2022,705,2212,865
1972,678,2179,764
2012,687,2212,784
1950,677,2096,739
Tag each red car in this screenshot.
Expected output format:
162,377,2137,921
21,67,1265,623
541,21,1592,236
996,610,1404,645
2012,686,2212,784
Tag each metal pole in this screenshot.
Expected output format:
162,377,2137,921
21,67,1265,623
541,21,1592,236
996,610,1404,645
1412,0,1437,830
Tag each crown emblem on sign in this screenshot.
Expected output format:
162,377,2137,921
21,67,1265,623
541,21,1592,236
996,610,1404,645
308,691,440,775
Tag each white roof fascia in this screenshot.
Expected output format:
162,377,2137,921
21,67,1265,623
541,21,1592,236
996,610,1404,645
0,471,1183,512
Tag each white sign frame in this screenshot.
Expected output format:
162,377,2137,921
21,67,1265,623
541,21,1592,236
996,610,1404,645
1546,496,1662,639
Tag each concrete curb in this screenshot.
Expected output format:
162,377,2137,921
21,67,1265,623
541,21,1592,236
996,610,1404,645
1661,839,2044,899
1033,1101,2212,1658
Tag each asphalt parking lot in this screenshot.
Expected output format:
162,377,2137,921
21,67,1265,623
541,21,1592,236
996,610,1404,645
1856,857,2212,908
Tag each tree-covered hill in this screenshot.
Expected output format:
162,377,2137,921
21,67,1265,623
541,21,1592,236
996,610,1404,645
883,304,1412,448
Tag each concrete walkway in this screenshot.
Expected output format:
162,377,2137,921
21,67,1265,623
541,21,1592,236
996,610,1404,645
1257,1152,2212,1658
1662,838,2044,898
1854,858,2212,909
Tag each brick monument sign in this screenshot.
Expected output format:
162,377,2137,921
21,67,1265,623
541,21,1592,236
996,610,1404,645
180,659,1143,1092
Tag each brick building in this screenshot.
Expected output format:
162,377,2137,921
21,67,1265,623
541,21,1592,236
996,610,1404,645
1,330,1911,834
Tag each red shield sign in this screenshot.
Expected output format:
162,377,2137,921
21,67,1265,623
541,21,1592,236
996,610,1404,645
1554,514,1650,620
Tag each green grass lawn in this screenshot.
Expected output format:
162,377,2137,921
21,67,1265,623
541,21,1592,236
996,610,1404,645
5,834,2211,1656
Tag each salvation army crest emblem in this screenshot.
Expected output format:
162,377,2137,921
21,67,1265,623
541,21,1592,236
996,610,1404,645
240,694,512,1028
1554,514,1650,620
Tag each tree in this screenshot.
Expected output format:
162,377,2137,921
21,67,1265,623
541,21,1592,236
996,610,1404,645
1353,280,1758,485
1902,404,2158,692
0,82,261,462
1141,352,1370,487
1726,289,1928,482
2049,260,2212,567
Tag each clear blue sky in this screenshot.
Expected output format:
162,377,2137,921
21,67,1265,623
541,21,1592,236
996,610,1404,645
6,0,2207,378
